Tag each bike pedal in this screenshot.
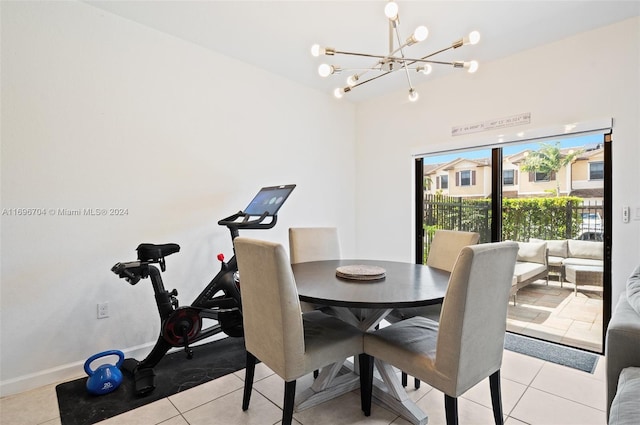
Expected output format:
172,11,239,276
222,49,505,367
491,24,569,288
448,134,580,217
134,368,156,397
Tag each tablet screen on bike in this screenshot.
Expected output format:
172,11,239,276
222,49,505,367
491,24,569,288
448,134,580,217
244,184,296,216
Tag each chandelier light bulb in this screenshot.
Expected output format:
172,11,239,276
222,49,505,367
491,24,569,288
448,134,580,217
465,60,479,73
414,26,429,42
334,88,344,99
311,44,322,57
408,89,419,102
418,64,433,75
318,64,338,77
384,2,399,20
347,74,359,87
468,30,481,45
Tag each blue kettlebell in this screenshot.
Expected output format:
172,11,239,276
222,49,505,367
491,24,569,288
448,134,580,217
84,350,124,395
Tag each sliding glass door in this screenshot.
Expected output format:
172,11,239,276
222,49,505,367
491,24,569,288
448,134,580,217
416,134,610,354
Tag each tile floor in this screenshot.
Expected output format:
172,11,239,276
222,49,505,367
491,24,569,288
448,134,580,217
1,345,608,425
507,279,603,353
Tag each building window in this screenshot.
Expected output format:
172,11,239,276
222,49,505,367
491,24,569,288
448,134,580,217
441,175,448,189
534,171,550,182
529,170,556,182
590,161,604,180
457,170,476,186
504,169,516,185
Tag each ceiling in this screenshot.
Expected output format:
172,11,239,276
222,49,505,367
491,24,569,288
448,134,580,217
85,1,640,103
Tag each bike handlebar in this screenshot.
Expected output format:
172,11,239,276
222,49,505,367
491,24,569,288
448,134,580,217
111,261,144,285
217,210,278,229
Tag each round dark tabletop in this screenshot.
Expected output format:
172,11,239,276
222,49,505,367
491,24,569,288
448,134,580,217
292,259,450,309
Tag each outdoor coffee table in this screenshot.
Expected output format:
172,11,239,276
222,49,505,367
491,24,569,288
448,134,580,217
565,264,603,295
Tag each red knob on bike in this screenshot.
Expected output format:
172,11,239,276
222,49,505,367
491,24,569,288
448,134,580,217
217,253,225,262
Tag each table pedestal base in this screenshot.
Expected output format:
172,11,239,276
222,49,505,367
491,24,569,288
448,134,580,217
294,359,428,425
293,306,429,424
372,360,428,425
295,363,360,411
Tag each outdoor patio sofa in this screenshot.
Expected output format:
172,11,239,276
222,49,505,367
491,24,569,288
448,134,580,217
606,265,640,425
530,238,603,283
510,238,604,304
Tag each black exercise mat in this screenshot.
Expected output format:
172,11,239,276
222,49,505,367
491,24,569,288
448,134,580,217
56,336,247,425
504,332,599,373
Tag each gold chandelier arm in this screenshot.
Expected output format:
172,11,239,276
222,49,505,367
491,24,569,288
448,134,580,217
348,69,394,89
401,58,456,66
392,21,415,91
420,45,455,60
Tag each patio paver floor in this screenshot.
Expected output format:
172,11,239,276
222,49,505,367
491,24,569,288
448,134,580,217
507,279,603,352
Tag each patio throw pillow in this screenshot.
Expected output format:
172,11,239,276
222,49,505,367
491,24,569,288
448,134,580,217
517,241,547,265
627,265,640,316
529,238,567,258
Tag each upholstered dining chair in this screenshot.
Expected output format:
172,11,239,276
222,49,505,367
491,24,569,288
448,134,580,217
389,229,480,388
289,227,341,313
289,227,341,263
234,237,372,425
363,241,519,425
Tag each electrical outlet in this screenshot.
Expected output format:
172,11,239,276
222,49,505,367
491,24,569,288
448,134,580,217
97,302,109,319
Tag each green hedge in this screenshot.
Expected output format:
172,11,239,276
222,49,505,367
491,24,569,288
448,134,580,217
501,196,584,241
423,196,586,248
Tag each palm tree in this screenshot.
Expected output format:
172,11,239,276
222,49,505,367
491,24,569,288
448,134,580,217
520,142,582,196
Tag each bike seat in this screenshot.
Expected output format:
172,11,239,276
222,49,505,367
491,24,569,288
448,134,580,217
136,243,180,262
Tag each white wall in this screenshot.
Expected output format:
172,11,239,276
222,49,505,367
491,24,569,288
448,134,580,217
354,18,640,306
0,1,356,395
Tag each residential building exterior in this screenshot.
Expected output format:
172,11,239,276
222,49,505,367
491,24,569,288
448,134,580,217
425,145,604,203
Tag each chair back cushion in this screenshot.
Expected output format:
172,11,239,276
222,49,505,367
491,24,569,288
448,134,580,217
289,227,341,264
435,241,518,395
426,230,481,272
234,237,306,378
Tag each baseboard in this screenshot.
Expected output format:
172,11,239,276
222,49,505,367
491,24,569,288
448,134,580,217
0,342,156,397
0,333,231,397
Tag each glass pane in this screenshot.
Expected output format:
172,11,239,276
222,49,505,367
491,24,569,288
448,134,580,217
422,148,492,261
503,134,604,353
420,133,605,353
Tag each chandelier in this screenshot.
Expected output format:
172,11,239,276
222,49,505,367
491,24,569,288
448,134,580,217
311,1,480,102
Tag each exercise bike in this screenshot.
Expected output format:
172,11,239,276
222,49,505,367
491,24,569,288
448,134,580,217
111,184,295,396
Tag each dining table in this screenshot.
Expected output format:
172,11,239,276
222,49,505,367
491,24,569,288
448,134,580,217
291,259,450,425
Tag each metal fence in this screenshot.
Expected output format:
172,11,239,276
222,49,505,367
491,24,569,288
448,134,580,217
423,194,603,258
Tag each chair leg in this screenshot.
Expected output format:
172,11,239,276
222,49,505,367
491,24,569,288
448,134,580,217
401,371,407,387
282,380,296,425
444,394,459,425
242,351,257,411
489,370,504,425
414,377,420,389
358,353,374,416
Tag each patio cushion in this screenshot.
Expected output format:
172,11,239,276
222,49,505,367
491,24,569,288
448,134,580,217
516,241,546,265
609,367,640,425
567,239,603,260
626,265,640,316
530,238,567,258
547,255,564,267
513,261,546,283
562,258,603,268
